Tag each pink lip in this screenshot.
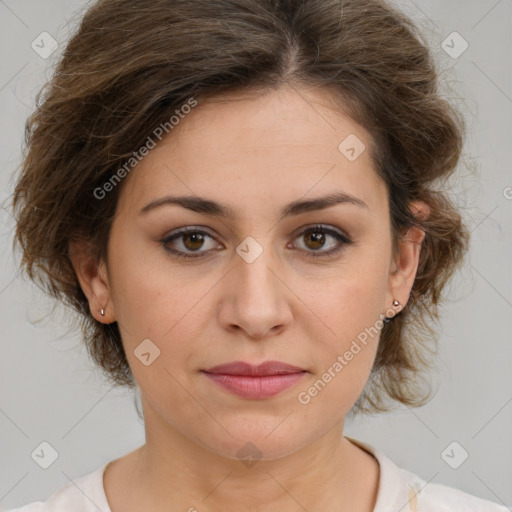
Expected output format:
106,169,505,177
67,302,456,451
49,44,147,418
201,361,307,399
204,360,306,376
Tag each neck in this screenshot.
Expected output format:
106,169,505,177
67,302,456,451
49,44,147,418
106,403,380,512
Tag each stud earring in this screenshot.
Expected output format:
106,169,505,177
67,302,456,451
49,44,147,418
100,308,105,316
384,299,401,320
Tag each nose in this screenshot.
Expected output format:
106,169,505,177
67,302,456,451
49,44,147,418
217,241,293,340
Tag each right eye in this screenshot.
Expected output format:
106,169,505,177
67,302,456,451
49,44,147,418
160,227,223,259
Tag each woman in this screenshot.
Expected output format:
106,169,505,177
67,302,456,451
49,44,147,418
8,0,508,510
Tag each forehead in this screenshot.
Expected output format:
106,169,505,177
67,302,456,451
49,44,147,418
116,84,387,218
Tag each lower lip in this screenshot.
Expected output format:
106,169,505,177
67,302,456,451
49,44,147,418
202,372,306,399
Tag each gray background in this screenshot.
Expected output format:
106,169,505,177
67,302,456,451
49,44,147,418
0,0,511,509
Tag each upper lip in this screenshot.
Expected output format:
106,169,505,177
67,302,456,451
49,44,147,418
203,361,307,376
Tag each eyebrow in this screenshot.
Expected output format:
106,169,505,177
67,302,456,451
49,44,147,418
138,191,369,221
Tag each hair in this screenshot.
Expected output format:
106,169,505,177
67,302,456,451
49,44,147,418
11,0,470,414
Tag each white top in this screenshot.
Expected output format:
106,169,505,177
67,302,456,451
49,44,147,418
6,437,509,512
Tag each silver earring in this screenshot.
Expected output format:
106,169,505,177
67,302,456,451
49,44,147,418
384,299,401,321
100,308,105,316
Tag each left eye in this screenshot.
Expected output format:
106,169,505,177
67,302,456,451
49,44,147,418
291,225,351,258
160,225,352,259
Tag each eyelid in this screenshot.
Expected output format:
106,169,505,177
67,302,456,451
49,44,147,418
160,226,221,257
290,223,348,240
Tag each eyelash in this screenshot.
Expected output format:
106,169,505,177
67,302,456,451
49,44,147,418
159,225,352,260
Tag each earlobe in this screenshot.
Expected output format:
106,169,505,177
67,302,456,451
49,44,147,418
68,240,114,323
386,200,429,312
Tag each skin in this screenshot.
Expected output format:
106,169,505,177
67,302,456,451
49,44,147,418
70,83,427,512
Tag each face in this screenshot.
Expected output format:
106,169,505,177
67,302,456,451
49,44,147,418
74,83,424,462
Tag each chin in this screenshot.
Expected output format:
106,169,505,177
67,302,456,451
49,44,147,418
197,420,311,463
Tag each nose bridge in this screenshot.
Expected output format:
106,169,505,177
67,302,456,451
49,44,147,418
220,234,292,337
235,235,281,304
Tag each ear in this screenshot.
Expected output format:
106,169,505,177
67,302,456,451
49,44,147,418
69,239,115,323
385,200,430,316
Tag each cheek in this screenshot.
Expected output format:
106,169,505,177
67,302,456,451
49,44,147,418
304,253,389,389
297,289,384,414
107,235,212,384
107,225,182,336
312,255,389,342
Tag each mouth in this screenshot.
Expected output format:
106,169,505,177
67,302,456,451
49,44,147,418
201,360,307,399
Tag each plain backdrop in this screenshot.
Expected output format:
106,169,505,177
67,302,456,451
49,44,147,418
0,0,511,509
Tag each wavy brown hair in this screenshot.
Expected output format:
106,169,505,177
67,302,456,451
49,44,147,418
10,0,470,413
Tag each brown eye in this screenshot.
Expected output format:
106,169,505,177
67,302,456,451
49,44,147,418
182,232,206,251
303,229,326,250
160,224,352,261
293,225,352,259
160,227,221,259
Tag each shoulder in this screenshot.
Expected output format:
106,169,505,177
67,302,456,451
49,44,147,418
403,469,509,511
345,437,509,512
4,463,110,512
